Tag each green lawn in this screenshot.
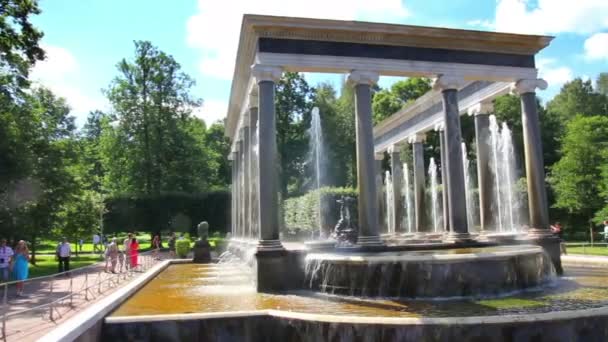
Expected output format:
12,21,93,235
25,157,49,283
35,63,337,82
25,254,102,279
567,246,608,256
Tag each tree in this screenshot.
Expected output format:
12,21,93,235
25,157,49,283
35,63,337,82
103,41,209,197
372,77,431,124
546,78,608,125
274,72,315,196
550,115,608,231
0,0,45,100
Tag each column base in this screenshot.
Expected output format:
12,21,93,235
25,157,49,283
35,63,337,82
256,239,285,252
256,248,287,293
444,232,474,244
356,235,384,246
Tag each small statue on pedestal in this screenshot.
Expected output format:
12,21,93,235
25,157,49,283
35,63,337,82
332,196,358,245
193,221,211,263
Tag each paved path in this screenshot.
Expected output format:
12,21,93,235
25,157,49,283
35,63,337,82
1,253,162,342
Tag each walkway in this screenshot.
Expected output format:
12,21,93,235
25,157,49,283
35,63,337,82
0,252,161,342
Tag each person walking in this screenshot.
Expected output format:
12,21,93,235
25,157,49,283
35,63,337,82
550,222,567,255
0,239,14,282
168,232,176,258
152,234,161,260
93,233,100,253
123,233,132,270
130,238,139,269
56,237,72,273
12,240,29,297
107,238,119,273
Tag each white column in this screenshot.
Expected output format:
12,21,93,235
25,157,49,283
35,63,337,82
433,75,471,242
512,79,551,236
348,70,383,246
251,64,284,251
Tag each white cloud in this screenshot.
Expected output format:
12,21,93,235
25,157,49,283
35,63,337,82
584,32,608,61
537,58,573,88
30,45,107,126
193,99,228,125
186,0,410,80
494,0,608,35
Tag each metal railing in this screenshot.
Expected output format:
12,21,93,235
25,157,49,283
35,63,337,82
0,251,161,341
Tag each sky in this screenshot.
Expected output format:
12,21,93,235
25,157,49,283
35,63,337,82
30,0,608,127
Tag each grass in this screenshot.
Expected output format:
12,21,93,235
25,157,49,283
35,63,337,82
566,246,608,256
28,254,102,278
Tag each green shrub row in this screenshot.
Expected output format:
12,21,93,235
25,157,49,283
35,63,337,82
283,187,358,235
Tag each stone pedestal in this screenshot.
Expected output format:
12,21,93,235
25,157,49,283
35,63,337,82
193,240,211,263
256,250,287,292
521,235,563,275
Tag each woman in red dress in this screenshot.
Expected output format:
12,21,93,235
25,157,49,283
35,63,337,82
130,238,139,268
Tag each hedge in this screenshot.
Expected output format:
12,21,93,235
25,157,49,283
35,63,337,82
176,239,192,258
283,187,358,237
103,191,230,236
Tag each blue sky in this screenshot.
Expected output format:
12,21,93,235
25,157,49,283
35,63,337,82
30,0,608,127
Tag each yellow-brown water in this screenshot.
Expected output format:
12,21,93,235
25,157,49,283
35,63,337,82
112,263,608,318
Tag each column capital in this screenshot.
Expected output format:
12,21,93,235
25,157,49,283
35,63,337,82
247,93,259,109
432,74,467,91
251,64,283,83
511,78,548,95
387,144,400,154
347,70,379,86
408,133,426,144
374,153,384,160
467,101,494,116
434,121,445,131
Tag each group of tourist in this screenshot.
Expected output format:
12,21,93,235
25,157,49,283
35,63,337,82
0,239,30,297
102,233,141,273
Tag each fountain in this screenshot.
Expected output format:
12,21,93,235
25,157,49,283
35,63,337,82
308,107,326,238
403,162,413,234
384,170,395,234
461,142,476,231
489,115,521,236
428,157,440,233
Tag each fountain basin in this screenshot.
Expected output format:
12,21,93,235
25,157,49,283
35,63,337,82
305,245,554,298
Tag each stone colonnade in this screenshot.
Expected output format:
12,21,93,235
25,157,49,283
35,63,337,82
381,77,551,240
231,66,552,249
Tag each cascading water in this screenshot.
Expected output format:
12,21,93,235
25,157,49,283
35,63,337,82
428,158,440,233
307,107,326,238
461,143,475,231
403,163,413,234
489,115,521,233
385,171,395,234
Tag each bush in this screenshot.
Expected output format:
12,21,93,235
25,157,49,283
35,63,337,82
175,239,191,258
283,187,357,237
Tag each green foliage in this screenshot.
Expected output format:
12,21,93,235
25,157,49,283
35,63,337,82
275,72,315,196
550,115,608,226
103,41,209,197
0,0,45,100
598,73,608,96
372,77,431,124
175,239,191,258
546,78,608,125
283,187,357,235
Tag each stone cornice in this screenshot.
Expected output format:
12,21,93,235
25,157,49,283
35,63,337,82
511,78,548,95
226,14,552,141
